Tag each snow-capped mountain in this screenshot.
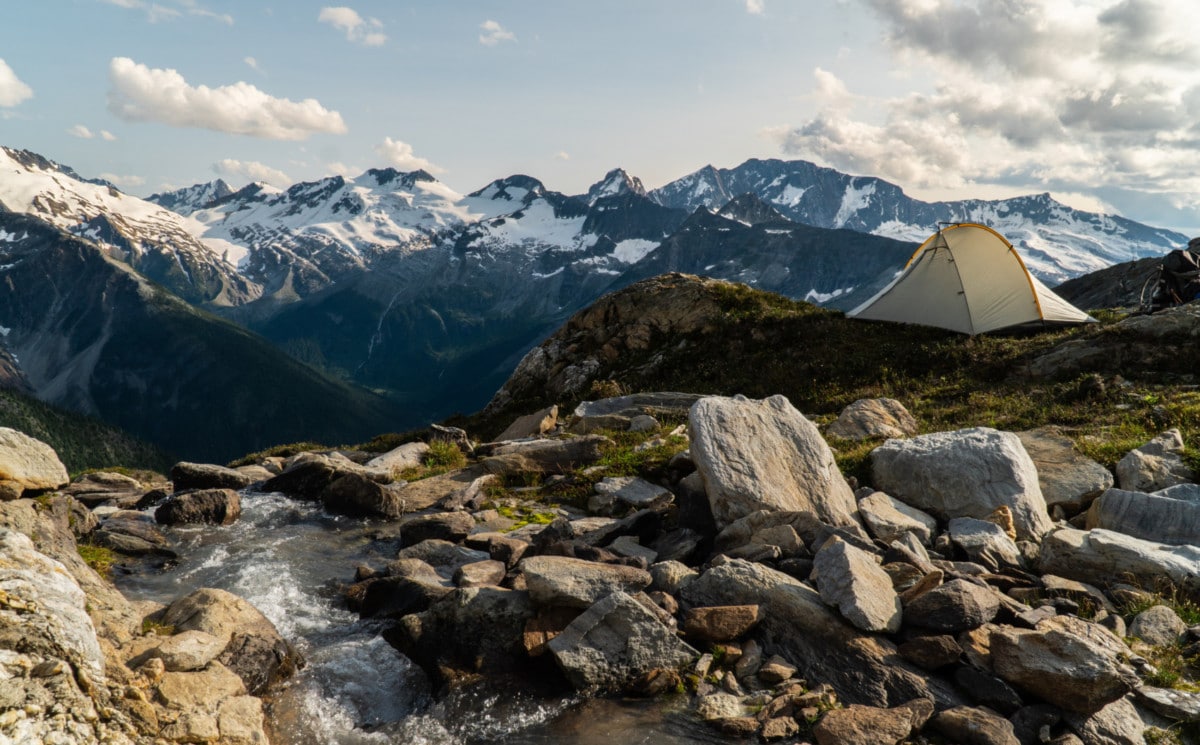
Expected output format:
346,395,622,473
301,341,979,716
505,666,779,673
146,178,234,216
582,168,647,204
650,158,1187,285
0,147,257,305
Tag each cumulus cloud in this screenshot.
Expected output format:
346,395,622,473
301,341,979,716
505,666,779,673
101,130,117,141
771,0,1200,226
213,158,292,187
374,137,443,173
0,59,33,107
319,7,387,46
745,0,765,14
244,56,261,73
555,151,571,161
479,20,516,46
68,125,95,139
107,57,347,140
325,161,360,178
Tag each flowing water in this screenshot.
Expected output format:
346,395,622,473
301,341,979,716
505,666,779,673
115,491,726,744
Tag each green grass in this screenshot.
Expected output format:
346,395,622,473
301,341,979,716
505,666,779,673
396,440,468,481
228,441,327,467
77,543,116,578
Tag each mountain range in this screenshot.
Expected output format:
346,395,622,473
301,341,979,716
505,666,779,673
0,144,1187,459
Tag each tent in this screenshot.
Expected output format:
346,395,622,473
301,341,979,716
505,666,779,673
847,222,1095,335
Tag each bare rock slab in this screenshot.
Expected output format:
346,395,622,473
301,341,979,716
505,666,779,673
0,427,68,498
547,591,697,693
1086,488,1200,546
1116,428,1196,493
689,394,860,530
520,555,651,608
1016,427,1113,513
989,626,1138,715
814,536,902,633
1039,528,1200,598
871,427,1053,541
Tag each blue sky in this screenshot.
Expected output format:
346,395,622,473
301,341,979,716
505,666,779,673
4,1,1200,233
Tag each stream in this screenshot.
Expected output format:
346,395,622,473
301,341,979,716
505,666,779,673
114,490,726,744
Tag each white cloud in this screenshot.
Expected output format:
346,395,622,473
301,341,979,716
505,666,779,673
771,0,1200,225
745,0,765,14
213,158,292,187
107,57,347,140
244,56,261,73
555,151,570,161
68,124,95,139
479,20,516,46
98,172,146,188
325,161,360,178
101,130,117,141
101,0,232,24
0,59,33,107
319,7,387,46
374,137,443,174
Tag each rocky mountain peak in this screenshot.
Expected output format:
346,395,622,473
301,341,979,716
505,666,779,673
469,175,548,205
584,168,647,204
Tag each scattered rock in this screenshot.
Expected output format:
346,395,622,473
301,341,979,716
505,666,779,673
897,635,962,670
930,706,1020,745
454,560,507,588
94,510,176,556
947,517,1022,570
903,579,1000,633
322,472,407,518
593,476,674,511
813,701,924,745
689,394,860,530
989,626,1137,714
1086,488,1200,546
496,405,559,442
170,462,255,492
680,605,761,642
814,536,902,633
490,436,611,474
365,442,430,473
1136,686,1200,722
826,397,919,441
520,555,651,608
858,491,938,545
871,427,1053,541
399,511,475,546
1016,427,1114,513
1129,605,1187,646
1039,528,1200,598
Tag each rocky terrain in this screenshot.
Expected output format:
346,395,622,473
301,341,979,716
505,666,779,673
3,271,1200,743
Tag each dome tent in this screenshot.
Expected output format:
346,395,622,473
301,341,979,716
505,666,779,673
847,222,1095,335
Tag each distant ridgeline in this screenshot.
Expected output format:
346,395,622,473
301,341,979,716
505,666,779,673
0,145,1185,460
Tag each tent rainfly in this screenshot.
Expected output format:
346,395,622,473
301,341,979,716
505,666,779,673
847,222,1096,335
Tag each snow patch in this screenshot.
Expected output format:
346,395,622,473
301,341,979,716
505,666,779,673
611,239,658,263
774,184,807,207
834,181,876,228
804,287,854,304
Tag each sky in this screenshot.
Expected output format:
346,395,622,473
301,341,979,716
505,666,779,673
4,0,1200,233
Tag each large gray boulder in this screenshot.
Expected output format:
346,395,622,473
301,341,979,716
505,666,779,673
858,491,937,545
681,559,963,708
155,488,241,525
813,537,902,633
170,461,256,491
871,427,1053,540
1086,488,1200,546
989,626,1138,714
826,397,919,441
947,517,1022,570
520,555,651,608
365,442,430,473
1016,427,1114,514
689,394,860,530
159,587,301,695
0,427,68,499
1039,528,1200,598
1116,429,1196,493
547,591,697,693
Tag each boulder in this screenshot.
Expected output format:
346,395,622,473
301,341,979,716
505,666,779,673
989,626,1138,714
593,476,674,511
391,586,534,683
147,629,228,672
359,560,453,618
1129,605,1187,646
871,427,1053,541
930,706,1019,745
648,560,698,595
94,510,176,556
1039,528,1200,599
681,559,964,708
496,405,559,442
454,560,507,588
1086,488,1200,546
947,517,1022,570
903,579,1000,633
547,591,698,693
826,398,919,441
399,464,492,512
366,442,430,473
679,605,762,642
261,451,389,500
170,461,255,491
897,635,963,670
813,701,927,745
689,394,860,530
322,473,407,518
1116,429,1196,493
397,540,489,577
1016,427,1114,513
1064,695,1145,745
64,471,146,508
520,555,651,608
399,511,475,546
813,537,902,633
858,491,938,545
490,435,611,474
154,488,241,526
158,587,300,694
0,427,68,499
1136,687,1200,722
